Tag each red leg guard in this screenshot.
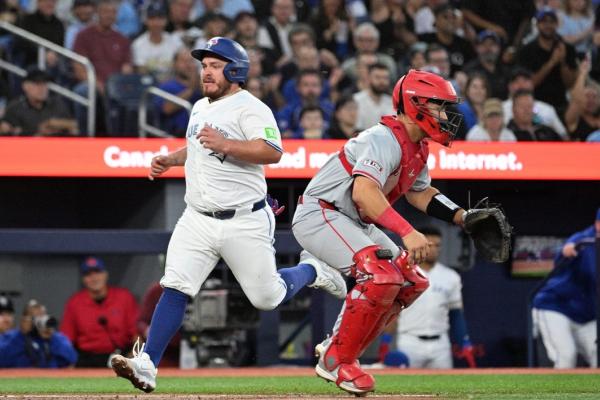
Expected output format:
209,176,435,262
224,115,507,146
323,245,403,373
358,301,403,358
393,251,430,308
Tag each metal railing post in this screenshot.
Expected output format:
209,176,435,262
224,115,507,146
138,86,193,138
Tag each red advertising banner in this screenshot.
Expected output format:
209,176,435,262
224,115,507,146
0,137,598,180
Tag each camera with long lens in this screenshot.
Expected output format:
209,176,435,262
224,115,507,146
33,315,58,333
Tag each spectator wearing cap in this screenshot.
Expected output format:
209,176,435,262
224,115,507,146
418,3,476,75
132,2,184,82
154,47,202,137
466,98,517,142
464,30,510,99
532,208,599,368
507,89,563,141
352,63,393,131
257,0,296,62
0,67,77,136
0,295,15,335
341,22,397,83
0,299,77,368
16,0,65,67
516,8,578,115
502,68,568,139
64,0,96,50
60,256,139,367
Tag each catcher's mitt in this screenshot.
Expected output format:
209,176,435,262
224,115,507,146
463,198,512,263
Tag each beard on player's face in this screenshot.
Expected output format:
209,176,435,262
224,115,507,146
201,73,233,100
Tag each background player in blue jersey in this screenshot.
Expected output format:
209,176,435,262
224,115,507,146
532,208,599,368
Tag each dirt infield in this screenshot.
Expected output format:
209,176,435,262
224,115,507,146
0,366,597,378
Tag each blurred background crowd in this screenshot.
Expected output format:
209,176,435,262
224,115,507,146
1,0,600,141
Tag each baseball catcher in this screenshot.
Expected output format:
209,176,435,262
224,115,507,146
292,69,513,396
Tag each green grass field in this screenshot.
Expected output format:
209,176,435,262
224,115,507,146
1,374,599,399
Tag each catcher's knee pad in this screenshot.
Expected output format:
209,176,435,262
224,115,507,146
324,245,404,369
393,251,429,308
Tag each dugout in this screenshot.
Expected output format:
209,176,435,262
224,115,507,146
0,139,599,367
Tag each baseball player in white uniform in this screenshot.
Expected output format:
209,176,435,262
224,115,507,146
393,226,473,369
110,37,346,393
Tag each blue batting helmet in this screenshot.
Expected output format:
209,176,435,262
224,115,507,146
191,37,250,84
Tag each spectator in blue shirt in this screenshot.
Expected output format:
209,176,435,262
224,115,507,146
154,48,202,137
532,208,599,368
0,299,77,368
276,69,333,137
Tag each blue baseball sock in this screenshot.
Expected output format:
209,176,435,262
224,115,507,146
279,263,317,303
144,287,189,367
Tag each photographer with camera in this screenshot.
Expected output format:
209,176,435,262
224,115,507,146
0,299,77,368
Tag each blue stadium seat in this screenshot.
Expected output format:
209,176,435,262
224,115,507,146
104,73,155,137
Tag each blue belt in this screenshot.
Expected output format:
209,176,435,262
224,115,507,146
200,199,266,220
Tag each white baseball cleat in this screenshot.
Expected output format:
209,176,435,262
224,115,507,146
303,256,347,299
314,337,375,396
111,339,157,393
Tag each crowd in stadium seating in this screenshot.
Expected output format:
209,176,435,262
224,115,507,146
1,0,600,141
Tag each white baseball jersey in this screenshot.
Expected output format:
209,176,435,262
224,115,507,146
397,262,463,337
396,262,463,368
184,89,282,212
161,89,287,303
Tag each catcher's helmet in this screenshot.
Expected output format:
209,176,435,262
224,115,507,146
191,37,249,84
393,69,462,146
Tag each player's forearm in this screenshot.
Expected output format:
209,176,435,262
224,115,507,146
169,147,188,166
405,186,439,213
223,139,282,164
408,187,465,226
354,177,415,236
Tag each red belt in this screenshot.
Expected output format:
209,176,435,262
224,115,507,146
297,195,337,211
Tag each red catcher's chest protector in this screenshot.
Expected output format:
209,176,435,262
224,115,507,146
379,115,429,205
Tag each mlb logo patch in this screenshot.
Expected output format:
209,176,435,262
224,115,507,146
362,159,383,172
